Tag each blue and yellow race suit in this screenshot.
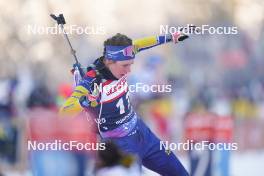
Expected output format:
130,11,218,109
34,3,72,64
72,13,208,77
60,34,189,176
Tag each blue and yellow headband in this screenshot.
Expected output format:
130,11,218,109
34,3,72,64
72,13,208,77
104,45,135,61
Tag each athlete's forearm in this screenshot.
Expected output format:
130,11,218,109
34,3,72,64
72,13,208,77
59,86,88,116
133,34,173,53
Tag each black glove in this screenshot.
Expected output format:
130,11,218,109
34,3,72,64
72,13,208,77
79,95,91,108
172,25,197,43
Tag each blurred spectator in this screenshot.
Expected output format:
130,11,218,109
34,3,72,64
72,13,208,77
0,77,18,164
27,84,56,110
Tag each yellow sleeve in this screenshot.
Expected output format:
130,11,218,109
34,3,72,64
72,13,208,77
133,36,158,53
133,34,172,54
59,86,89,116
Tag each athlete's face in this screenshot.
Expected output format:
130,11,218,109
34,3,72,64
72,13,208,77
105,59,134,79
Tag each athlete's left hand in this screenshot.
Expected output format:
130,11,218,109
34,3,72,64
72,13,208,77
172,25,197,43
172,32,189,43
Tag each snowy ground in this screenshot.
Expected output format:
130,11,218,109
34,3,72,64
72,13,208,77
2,151,264,176
143,150,264,176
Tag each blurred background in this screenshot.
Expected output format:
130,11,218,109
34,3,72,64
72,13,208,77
0,0,264,175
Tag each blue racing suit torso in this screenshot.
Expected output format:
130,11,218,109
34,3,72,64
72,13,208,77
79,58,137,138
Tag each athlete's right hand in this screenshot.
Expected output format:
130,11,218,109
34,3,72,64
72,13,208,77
78,69,101,108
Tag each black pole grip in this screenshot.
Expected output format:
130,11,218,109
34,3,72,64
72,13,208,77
50,14,66,25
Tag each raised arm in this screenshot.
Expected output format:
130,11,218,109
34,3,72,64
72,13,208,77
133,32,189,54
